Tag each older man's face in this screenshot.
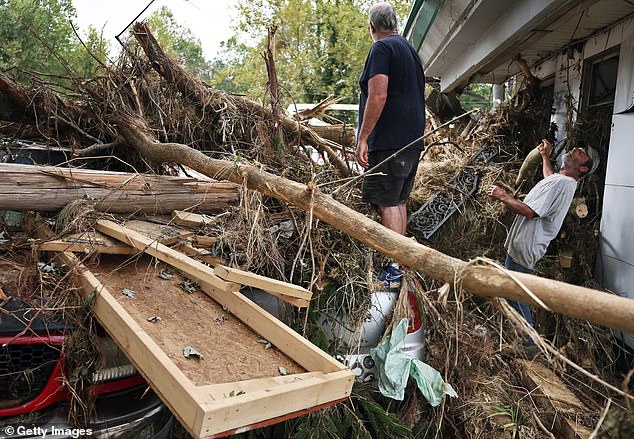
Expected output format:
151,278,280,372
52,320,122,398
563,147,591,170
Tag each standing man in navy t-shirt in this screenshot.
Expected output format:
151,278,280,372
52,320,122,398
357,2,425,279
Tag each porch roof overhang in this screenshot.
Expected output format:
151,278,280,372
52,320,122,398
403,0,634,93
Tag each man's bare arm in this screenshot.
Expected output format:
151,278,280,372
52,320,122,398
488,185,537,219
539,139,554,177
356,74,389,168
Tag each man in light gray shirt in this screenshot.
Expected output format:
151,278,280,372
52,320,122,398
488,139,593,326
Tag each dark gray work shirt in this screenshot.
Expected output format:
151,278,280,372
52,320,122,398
358,35,426,152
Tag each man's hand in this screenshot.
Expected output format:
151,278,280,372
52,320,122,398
488,184,537,219
538,139,553,158
488,185,508,201
356,139,369,168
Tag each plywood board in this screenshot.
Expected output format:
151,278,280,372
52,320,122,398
91,255,303,385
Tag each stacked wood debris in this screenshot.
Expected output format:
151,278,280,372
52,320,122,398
1,23,633,439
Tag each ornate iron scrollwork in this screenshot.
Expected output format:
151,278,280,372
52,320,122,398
408,144,498,241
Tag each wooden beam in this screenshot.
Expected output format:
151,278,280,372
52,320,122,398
193,235,218,247
195,370,354,436
0,163,239,214
172,210,215,227
95,219,236,293
516,359,594,439
214,265,312,307
176,242,226,266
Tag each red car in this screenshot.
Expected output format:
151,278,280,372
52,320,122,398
0,297,175,438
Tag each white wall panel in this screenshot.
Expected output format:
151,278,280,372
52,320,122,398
599,184,634,264
604,114,634,187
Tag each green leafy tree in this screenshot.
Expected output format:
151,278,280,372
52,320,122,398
210,0,412,107
0,0,110,81
0,0,77,78
146,6,211,81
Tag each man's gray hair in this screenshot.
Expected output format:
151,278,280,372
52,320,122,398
369,3,398,32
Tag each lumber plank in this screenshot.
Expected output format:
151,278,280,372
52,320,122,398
172,210,214,227
196,372,325,400
95,219,235,293
176,242,226,266
37,233,138,255
195,370,354,436
214,265,312,307
192,235,218,247
516,359,594,439
36,222,191,255
0,163,240,213
124,219,194,245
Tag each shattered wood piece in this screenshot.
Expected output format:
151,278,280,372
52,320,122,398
95,219,235,293
176,242,225,266
36,232,138,255
568,197,588,219
192,235,218,248
171,210,215,227
214,265,312,308
307,124,355,149
0,163,240,214
0,286,7,301
516,359,594,439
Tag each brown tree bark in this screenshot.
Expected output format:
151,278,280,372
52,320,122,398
131,22,350,177
114,115,634,334
0,163,239,214
307,124,356,149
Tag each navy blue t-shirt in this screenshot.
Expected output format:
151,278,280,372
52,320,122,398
358,35,426,152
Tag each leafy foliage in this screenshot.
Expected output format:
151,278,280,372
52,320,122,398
209,0,412,105
0,0,108,81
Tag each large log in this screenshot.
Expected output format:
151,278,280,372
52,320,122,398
0,163,239,214
114,115,634,334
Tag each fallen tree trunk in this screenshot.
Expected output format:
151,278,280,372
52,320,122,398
115,115,634,334
307,124,356,149
131,22,350,177
0,163,239,214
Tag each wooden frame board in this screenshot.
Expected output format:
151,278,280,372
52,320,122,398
214,265,312,308
57,220,353,437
